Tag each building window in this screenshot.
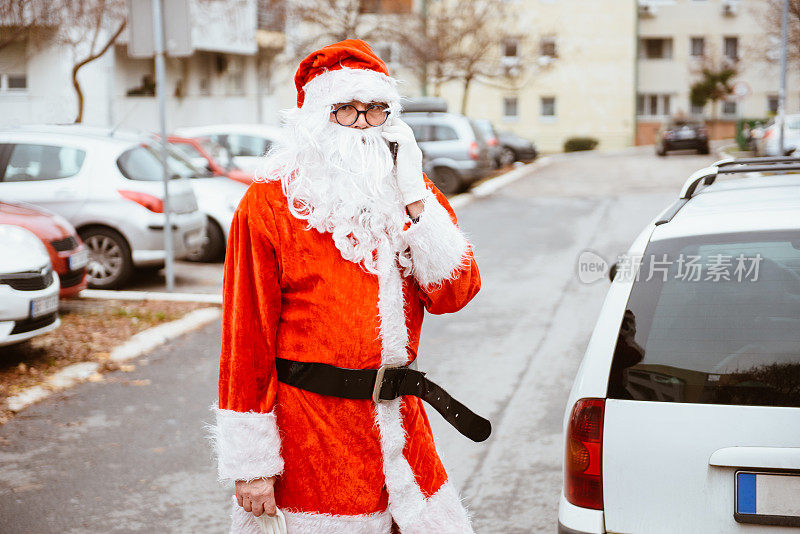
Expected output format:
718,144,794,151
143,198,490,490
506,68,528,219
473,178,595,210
724,36,739,61
373,43,394,64
540,36,557,58
0,73,27,92
690,37,705,57
691,102,705,116
768,94,779,114
503,39,519,58
540,96,556,117
503,96,519,119
722,100,737,115
637,93,672,117
640,38,673,59
226,55,245,96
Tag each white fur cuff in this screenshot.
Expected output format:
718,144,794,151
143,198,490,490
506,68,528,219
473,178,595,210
302,67,401,108
211,405,284,485
403,195,471,289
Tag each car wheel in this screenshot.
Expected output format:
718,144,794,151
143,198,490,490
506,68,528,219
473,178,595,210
656,144,667,157
79,227,134,289
185,218,225,263
432,168,463,195
499,147,516,167
698,144,710,155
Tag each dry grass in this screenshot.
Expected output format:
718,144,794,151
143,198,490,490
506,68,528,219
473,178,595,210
0,298,216,423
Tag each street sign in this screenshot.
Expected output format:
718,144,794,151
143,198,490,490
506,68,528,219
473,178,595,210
127,0,192,58
732,81,752,100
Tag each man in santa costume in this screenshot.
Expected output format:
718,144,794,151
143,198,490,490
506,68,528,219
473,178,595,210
210,39,486,534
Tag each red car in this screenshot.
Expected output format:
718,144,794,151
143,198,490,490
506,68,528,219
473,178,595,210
168,136,254,185
0,200,88,297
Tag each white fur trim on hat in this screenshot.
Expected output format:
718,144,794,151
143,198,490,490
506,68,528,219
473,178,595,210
302,67,401,108
209,404,284,485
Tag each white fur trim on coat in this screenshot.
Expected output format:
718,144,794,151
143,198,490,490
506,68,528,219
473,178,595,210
372,239,474,533
402,194,472,290
210,404,284,485
302,67,401,108
229,496,393,534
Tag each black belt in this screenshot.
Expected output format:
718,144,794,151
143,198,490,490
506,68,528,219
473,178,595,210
274,357,492,443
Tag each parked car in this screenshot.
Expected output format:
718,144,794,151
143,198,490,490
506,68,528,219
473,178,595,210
0,126,206,289
168,136,254,185
496,130,538,165
402,112,494,195
559,157,800,534
754,114,800,156
0,224,60,347
655,118,710,156
0,200,87,297
173,124,284,175
472,119,504,168
165,144,248,262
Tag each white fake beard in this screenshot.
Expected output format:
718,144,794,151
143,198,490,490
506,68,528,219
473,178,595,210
258,104,413,276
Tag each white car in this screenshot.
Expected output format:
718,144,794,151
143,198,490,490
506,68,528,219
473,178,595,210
167,147,248,262
0,126,206,288
0,224,60,347
173,124,284,174
755,114,800,156
559,157,800,534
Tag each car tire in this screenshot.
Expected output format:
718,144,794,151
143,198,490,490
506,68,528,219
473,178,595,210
79,227,134,289
656,144,667,157
185,218,225,263
698,144,710,155
499,146,516,167
431,168,463,196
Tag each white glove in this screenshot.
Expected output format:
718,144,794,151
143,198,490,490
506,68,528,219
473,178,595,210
381,116,429,205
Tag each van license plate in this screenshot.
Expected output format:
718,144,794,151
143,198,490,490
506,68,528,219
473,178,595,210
735,471,800,527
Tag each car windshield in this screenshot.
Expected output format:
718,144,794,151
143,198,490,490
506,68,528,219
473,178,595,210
607,230,800,407
117,143,209,181
668,120,702,129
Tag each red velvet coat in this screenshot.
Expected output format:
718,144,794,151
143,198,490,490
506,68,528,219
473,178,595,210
212,175,481,534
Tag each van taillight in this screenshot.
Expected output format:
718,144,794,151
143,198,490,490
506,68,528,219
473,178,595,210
118,190,164,213
565,398,604,510
469,141,479,160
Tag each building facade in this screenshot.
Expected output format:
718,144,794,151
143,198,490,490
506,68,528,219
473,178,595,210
636,0,795,144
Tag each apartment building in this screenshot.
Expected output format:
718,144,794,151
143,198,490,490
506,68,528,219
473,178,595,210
636,0,795,144
431,0,638,152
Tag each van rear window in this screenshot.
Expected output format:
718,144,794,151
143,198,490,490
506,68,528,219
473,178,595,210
608,231,800,407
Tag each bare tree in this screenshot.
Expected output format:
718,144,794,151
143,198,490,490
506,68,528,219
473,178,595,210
0,0,60,53
287,0,388,58
754,0,800,68
59,0,126,123
391,0,520,113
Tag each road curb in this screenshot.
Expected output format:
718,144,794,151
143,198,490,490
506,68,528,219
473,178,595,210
5,307,221,413
449,156,553,209
80,289,222,304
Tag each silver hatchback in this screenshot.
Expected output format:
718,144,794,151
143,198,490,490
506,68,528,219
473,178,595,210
0,127,205,289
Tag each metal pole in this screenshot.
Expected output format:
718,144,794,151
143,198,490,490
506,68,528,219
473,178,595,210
153,0,175,292
421,0,428,96
779,0,788,155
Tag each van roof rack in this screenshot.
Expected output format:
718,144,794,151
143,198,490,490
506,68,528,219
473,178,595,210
655,156,800,225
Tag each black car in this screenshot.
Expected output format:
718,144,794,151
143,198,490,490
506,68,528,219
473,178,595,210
655,118,709,156
496,130,538,165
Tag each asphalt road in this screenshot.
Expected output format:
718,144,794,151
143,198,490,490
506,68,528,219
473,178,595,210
0,148,717,533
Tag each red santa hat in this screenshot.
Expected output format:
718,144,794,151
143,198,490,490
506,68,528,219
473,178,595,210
294,39,400,109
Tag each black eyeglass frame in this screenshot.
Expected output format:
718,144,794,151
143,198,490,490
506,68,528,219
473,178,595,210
331,103,391,127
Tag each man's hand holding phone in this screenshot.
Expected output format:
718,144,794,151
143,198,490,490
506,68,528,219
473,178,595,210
381,117,428,208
